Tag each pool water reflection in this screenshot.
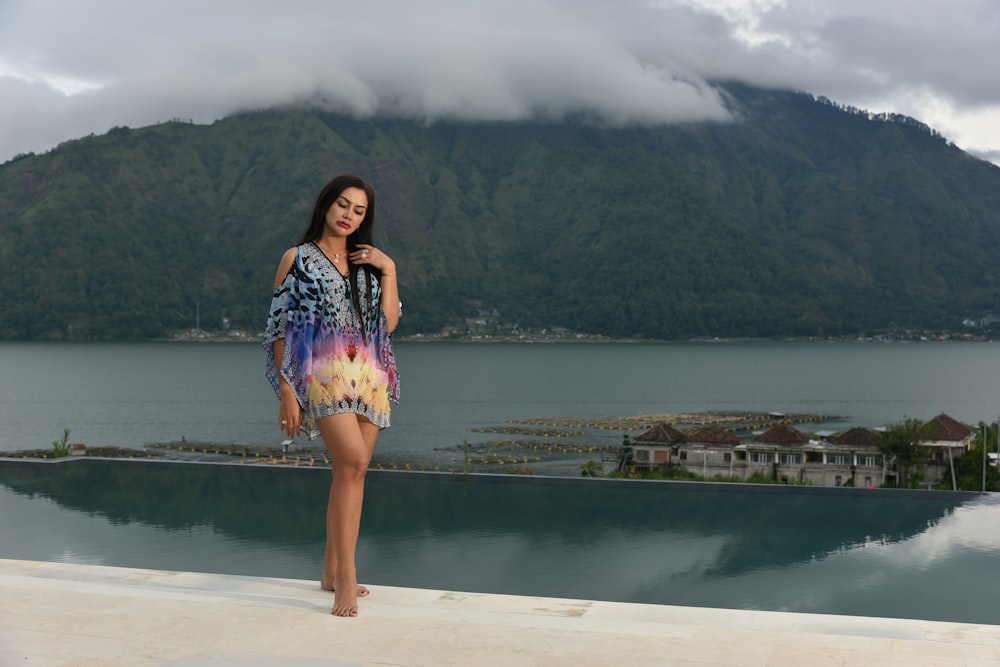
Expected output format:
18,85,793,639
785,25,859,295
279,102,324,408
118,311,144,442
1,459,997,625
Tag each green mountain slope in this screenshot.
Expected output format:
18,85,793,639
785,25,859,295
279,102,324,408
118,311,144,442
2,84,998,340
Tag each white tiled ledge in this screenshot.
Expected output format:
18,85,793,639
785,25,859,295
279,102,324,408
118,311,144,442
1,558,998,666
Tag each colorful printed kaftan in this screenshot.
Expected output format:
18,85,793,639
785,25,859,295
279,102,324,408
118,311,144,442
263,242,399,437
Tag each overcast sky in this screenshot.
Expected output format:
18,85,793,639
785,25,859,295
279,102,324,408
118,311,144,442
1,0,998,166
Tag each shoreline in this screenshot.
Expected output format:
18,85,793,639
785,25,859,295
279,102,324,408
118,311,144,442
1,410,833,473
155,334,995,344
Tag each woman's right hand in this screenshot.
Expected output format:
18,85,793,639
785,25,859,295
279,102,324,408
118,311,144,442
278,387,301,438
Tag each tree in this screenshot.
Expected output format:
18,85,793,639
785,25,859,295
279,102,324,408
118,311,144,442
879,417,938,488
942,423,1000,491
621,433,633,472
51,428,70,458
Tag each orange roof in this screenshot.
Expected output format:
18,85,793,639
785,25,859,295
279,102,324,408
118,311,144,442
634,422,687,444
688,426,741,444
830,427,882,447
928,413,974,441
754,424,810,444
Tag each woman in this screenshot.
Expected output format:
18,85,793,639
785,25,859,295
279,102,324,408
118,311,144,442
263,174,400,617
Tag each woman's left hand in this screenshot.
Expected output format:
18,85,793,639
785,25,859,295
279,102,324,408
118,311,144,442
350,244,395,274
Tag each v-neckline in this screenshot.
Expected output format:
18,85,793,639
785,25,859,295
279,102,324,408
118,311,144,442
312,242,349,279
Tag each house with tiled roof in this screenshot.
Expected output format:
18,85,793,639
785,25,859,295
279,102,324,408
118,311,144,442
831,427,882,448
627,416,969,488
631,422,686,471
754,424,811,444
811,427,886,488
920,413,976,487
673,427,742,478
725,424,882,486
689,427,742,445
925,413,975,446
726,424,811,483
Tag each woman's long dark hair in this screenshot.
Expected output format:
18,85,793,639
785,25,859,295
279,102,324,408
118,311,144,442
298,174,380,332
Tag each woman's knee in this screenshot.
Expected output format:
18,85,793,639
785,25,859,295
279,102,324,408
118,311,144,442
318,414,373,477
336,451,370,477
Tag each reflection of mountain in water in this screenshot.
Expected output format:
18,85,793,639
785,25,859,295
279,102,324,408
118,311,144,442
0,459,975,576
0,460,330,544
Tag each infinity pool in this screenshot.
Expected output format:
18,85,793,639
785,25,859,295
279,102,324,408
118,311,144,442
1,458,997,625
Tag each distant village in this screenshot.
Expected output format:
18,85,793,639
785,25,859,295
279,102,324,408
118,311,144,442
407,308,1000,342
620,412,990,490
167,301,1000,343
171,324,997,344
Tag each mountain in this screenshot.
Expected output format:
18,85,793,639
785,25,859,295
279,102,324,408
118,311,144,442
2,83,999,340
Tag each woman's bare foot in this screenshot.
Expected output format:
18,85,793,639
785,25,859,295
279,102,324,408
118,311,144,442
331,575,359,617
320,577,369,597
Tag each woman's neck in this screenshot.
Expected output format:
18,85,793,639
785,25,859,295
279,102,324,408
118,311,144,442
314,238,348,267
315,237,348,254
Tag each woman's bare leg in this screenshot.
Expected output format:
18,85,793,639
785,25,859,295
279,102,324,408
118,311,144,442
317,413,379,617
321,481,370,596
321,417,379,594
321,460,371,597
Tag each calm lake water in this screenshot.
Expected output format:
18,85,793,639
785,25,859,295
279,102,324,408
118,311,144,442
3,341,1000,474
0,458,996,625
3,341,1000,624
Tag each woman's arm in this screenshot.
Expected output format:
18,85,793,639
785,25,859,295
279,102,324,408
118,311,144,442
380,270,400,333
352,244,400,333
273,337,301,438
273,248,302,437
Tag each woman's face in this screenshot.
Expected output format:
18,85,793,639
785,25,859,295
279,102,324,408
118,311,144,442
324,186,368,237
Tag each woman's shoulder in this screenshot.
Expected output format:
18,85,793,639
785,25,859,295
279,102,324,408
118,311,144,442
273,246,304,288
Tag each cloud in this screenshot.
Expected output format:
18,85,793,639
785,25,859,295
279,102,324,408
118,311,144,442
0,0,998,163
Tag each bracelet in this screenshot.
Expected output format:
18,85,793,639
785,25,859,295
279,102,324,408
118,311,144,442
382,272,397,277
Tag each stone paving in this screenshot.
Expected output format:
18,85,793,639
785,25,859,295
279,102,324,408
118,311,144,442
2,558,999,666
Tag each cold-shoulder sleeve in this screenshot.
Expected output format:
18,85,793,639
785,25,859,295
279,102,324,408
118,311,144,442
376,301,400,403
262,250,318,409
364,273,400,403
